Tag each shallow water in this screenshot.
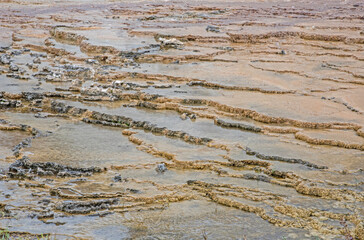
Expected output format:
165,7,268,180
0,0,363,239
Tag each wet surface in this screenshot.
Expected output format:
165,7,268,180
0,0,363,239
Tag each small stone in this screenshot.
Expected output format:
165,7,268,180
279,50,287,55
158,37,183,49
9,63,19,71
127,188,141,194
0,54,11,64
85,59,98,64
189,114,197,120
156,163,167,173
0,47,8,53
33,57,41,64
206,25,220,32
34,113,48,118
180,113,188,120
113,174,127,182
10,50,22,56
39,199,51,205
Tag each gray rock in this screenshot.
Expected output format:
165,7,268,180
206,25,220,32
33,57,41,64
9,63,19,71
156,163,167,173
0,54,11,64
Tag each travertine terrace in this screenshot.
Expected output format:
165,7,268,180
0,0,363,239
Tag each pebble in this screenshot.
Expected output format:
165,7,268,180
33,57,41,64
156,163,167,173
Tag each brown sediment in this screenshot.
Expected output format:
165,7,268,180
358,128,364,138
262,126,301,134
295,181,364,201
3,91,364,152
0,230,75,240
50,27,88,45
228,31,364,44
0,0,363,239
187,180,360,236
24,43,72,56
295,131,364,150
124,133,363,206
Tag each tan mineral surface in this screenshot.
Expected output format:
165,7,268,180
0,0,363,239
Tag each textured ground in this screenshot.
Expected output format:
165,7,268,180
0,0,363,239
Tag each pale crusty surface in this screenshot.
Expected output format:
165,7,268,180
0,0,363,239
